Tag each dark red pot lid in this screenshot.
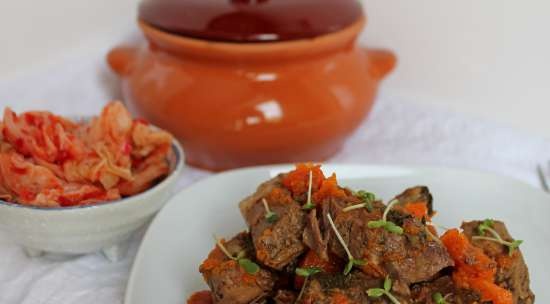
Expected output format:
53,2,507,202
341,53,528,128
139,0,364,42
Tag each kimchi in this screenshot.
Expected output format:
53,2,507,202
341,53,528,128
0,101,173,208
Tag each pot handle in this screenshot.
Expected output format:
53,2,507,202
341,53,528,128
365,48,397,80
107,46,138,77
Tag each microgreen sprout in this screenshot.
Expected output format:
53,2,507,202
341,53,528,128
214,235,260,275
472,219,523,256
295,267,323,303
238,258,260,274
262,198,278,223
432,292,448,304
302,170,316,210
327,213,366,275
477,219,495,235
343,190,376,213
295,267,323,277
425,226,443,245
367,199,404,235
366,276,401,304
214,235,235,259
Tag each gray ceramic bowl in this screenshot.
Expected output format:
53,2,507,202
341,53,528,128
0,140,184,261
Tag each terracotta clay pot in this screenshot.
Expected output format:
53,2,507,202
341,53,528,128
108,2,395,171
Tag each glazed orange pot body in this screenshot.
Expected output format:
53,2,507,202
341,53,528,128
108,17,395,171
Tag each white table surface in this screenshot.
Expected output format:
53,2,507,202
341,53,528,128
1,0,550,137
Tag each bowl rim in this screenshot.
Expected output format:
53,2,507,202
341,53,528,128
0,140,184,212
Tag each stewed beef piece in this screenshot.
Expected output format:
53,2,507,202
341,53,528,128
239,175,307,270
299,271,389,304
302,208,329,261
199,233,276,304
461,220,535,304
410,276,481,304
302,193,363,261
273,290,297,304
395,186,434,216
383,212,454,284
326,195,454,285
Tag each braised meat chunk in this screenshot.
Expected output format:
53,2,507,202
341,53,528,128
239,175,307,270
410,276,481,304
395,186,434,216
300,271,385,304
273,290,297,304
326,197,453,285
462,220,534,304
302,208,330,261
199,233,275,304
383,211,454,284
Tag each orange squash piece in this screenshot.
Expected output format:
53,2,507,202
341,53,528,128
441,229,512,304
282,163,325,197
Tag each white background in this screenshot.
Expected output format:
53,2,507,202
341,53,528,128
1,0,549,138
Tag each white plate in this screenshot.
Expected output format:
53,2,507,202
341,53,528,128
124,164,549,304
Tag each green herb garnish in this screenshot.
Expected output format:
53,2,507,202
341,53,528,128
366,276,401,304
238,258,260,274
477,218,495,235
472,219,523,256
367,199,404,235
296,267,323,277
432,292,448,304
344,258,367,275
343,190,376,213
327,213,366,275
295,267,323,303
214,235,260,275
302,170,316,210
262,198,278,223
